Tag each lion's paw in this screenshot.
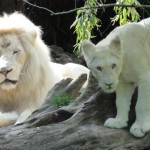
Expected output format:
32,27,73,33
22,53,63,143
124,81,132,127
130,122,148,138
104,118,127,128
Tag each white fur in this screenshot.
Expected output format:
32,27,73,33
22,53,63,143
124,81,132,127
0,12,89,127
50,62,89,90
51,62,89,80
82,18,150,137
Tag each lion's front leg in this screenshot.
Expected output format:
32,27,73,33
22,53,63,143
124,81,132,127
104,82,134,128
15,109,33,125
130,80,150,137
0,111,18,127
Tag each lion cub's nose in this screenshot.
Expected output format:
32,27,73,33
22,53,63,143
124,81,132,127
0,68,12,76
105,82,113,87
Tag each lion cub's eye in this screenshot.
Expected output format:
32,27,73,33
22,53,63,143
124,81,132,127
96,66,102,71
112,64,116,69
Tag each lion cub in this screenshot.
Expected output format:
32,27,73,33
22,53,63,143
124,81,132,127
82,18,150,137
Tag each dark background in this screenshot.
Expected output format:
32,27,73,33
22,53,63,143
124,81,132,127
0,0,149,53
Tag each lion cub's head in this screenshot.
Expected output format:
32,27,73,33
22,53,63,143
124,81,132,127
82,36,123,93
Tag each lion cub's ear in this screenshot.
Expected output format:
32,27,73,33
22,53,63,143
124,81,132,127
109,35,121,51
82,40,96,61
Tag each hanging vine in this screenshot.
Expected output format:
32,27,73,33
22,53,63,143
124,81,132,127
112,0,141,25
71,0,140,56
71,0,101,56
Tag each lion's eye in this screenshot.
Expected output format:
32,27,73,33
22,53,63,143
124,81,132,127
13,50,20,55
112,64,116,69
96,66,102,71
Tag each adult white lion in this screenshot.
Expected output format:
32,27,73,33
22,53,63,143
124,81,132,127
0,12,89,127
82,18,150,137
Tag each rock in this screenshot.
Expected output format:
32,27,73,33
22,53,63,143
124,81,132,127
0,73,149,150
50,45,85,64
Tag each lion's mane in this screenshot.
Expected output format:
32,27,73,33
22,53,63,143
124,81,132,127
0,12,55,125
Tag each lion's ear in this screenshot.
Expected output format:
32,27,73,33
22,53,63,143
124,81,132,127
82,40,96,61
18,28,38,43
30,30,37,40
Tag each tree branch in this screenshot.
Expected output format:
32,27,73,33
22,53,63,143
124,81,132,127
23,0,54,14
23,0,150,16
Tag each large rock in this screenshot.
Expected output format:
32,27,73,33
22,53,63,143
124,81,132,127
0,73,149,150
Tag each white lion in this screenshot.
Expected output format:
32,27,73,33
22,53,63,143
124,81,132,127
82,18,150,137
0,12,89,127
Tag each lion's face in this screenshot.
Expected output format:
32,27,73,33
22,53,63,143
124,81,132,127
0,33,27,90
88,50,122,93
82,36,123,93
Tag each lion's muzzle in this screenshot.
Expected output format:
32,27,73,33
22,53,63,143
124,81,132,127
0,68,12,76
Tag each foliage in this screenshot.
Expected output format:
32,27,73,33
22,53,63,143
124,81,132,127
51,93,73,108
113,0,141,25
72,0,141,56
71,0,101,56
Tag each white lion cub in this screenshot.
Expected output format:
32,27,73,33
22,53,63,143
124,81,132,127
82,18,150,137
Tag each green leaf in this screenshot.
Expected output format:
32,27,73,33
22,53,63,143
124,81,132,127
123,8,127,18
112,0,140,25
71,0,101,57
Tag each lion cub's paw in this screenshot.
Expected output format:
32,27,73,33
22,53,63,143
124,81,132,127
130,122,146,138
104,118,127,128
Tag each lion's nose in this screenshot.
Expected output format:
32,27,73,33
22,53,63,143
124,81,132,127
0,68,12,76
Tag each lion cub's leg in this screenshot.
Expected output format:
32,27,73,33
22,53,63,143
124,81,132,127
130,78,150,137
104,82,134,128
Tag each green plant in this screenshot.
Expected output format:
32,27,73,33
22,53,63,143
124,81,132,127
71,0,101,56
72,0,141,56
51,93,73,108
112,0,141,25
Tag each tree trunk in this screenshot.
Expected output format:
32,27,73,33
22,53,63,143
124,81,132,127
0,74,149,150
